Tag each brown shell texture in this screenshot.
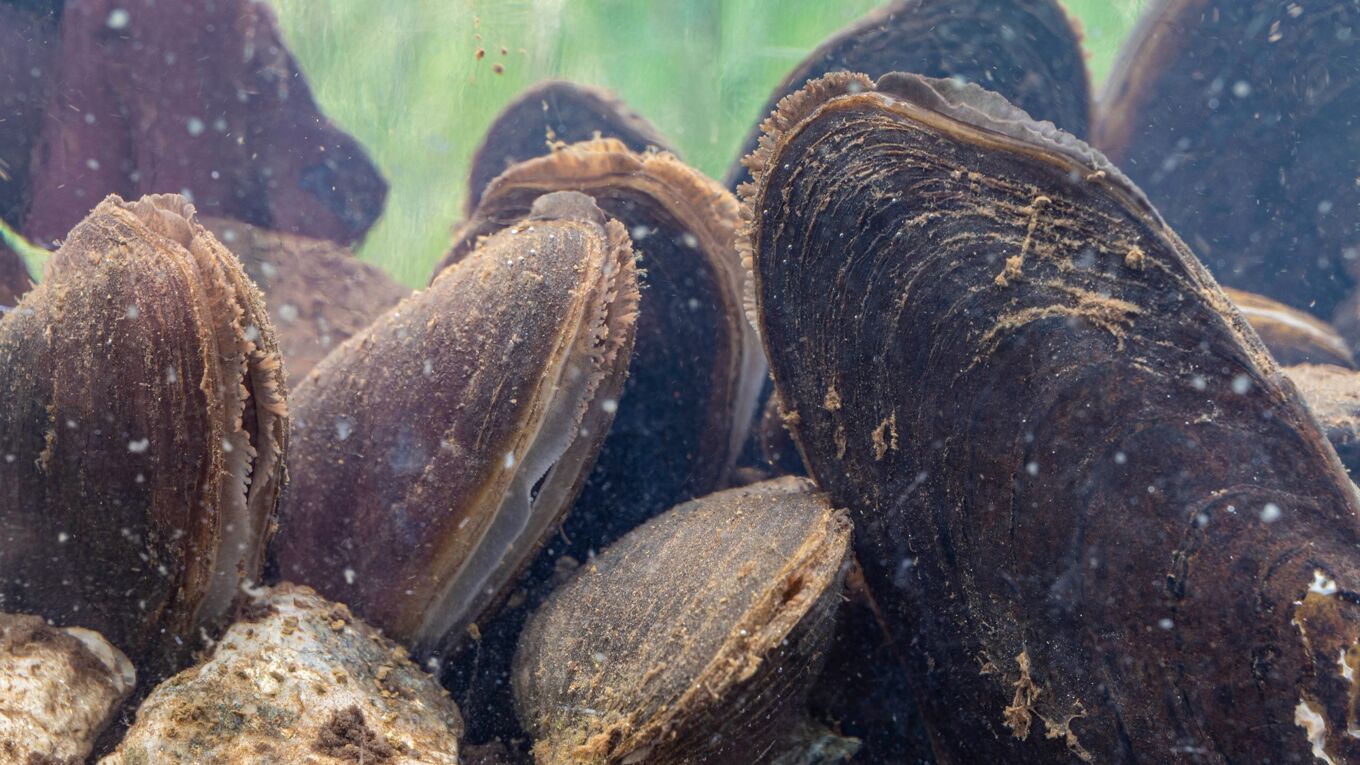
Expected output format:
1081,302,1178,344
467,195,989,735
273,191,639,656
1288,363,1360,479
1226,287,1355,368
513,478,853,765
444,138,765,557
0,194,288,674
0,614,135,763
99,583,464,764
203,217,410,389
1096,0,1360,318
741,71,1360,763
725,0,1091,191
465,79,674,217
21,0,386,247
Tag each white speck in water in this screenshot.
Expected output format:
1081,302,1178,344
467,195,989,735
630,225,651,241
458,517,470,530
65,419,77,430
243,324,260,343
1191,374,1207,391
1232,80,1252,98
1114,451,1128,465
57,532,70,543
335,416,354,442
127,438,150,453
1158,618,1174,630
277,304,298,323
687,298,700,311
213,117,228,132
179,188,194,203
84,112,96,125
1232,375,1251,395
86,158,100,171
221,438,234,453
186,117,206,137
210,170,220,180
1261,502,1282,523
165,366,178,384
3,454,13,464
343,567,356,585
681,232,699,249
422,359,434,377
106,8,130,29
1319,200,1335,215
601,398,618,414
135,473,145,484
1025,461,1039,476
1310,570,1338,596
503,451,516,469
125,305,139,319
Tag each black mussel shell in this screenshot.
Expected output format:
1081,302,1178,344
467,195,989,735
726,0,1090,191
742,71,1360,763
1097,0,1360,318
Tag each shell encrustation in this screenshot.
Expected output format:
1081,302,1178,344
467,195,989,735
513,478,852,765
741,72,1360,762
274,191,639,656
0,194,287,673
444,138,764,554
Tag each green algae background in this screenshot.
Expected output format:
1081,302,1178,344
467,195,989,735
272,0,1147,287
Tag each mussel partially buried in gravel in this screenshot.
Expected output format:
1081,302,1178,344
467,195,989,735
1096,0,1360,318
725,0,1091,191
274,191,639,656
465,80,674,218
444,138,764,554
0,194,287,674
742,71,1360,762
513,478,854,765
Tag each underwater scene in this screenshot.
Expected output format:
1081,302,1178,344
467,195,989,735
3,1,1360,763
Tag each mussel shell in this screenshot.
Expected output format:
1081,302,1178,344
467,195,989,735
99,583,464,764
0,613,135,763
0,194,287,672
1226,287,1355,368
465,79,674,217
202,217,410,388
743,72,1360,762
23,0,386,247
512,478,852,765
1096,0,1360,317
444,139,764,555
274,191,639,655
0,245,29,308
725,0,1090,191
1287,363,1360,477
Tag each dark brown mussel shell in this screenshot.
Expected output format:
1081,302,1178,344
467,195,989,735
1287,363,1360,478
273,191,639,656
0,194,287,672
444,138,764,555
202,217,410,388
725,0,1090,191
1226,287,1355,368
742,72,1360,762
22,0,386,247
465,80,674,218
1096,0,1360,317
512,478,853,765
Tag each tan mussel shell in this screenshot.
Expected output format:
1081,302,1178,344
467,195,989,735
0,194,287,674
273,191,639,656
1226,287,1355,368
202,217,410,388
512,477,853,765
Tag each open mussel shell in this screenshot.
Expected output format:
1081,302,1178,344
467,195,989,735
0,614,135,763
466,80,674,218
1096,0,1360,317
99,583,464,764
1226,287,1355,368
512,478,853,765
203,217,410,388
742,71,1360,762
0,194,287,674
1287,363,1360,477
444,138,764,555
725,0,1090,191
274,191,639,656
